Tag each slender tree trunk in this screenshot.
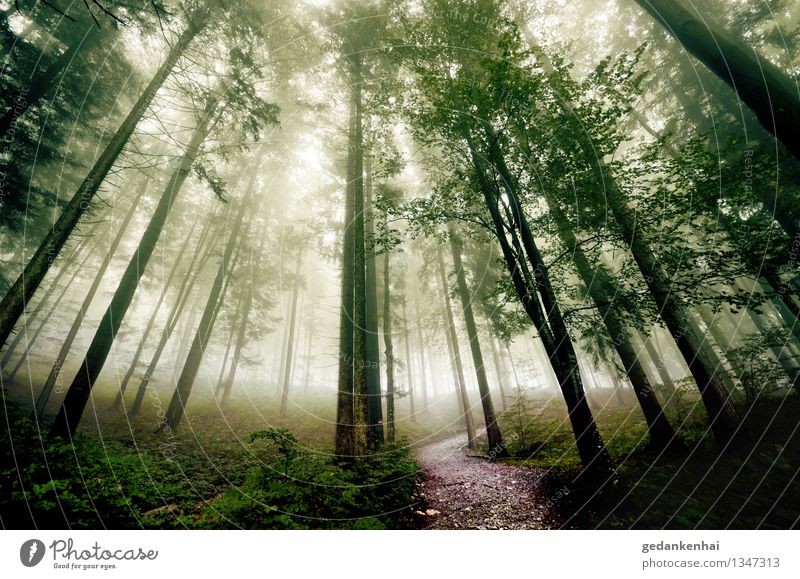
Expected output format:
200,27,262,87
49,96,219,440
160,193,251,432
2,232,93,368
112,215,201,410
641,333,675,392
449,234,504,456
505,345,521,392
383,251,396,443
215,322,237,397
220,245,260,407
412,282,429,409
467,134,613,479
437,246,476,449
536,184,678,448
129,228,217,416
302,310,314,393
280,260,302,417
608,362,627,407
217,220,264,408
364,154,384,444
273,290,292,386
0,10,209,349
634,0,800,161
401,298,416,419
7,245,95,382
488,334,508,412
38,175,153,416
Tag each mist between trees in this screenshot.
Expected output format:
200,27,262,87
1,0,799,530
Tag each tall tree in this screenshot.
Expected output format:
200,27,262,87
39,174,154,416
0,2,214,348
110,215,203,411
383,247,396,443
400,295,416,419
49,94,223,440
448,234,504,456
633,0,800,161
280,258,303,417
160,190,252,431
437,246,476,449
364,154,384,443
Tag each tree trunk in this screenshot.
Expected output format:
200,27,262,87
467,133,612,479
488,334,508,412
301,308,314,393
351,53,369,455
364,153,384,444
412,282,429,410
219,222,270,407
536,184,678,449
505,345,522,392
7,245,95,383
641,333,676,392
219,241,260,407
449,234,504,456
215,321,237,398
160,193,251,432
2,232,92,369
401,298,416,419
129,227,218,416
280,259,302,417
0,10,209,349
437,246,476,449
383,251,396,443
335,53,367,460
49,96,219,440
38,174,152,416
635,0,800,161
112,215,202,410
608,362,627,407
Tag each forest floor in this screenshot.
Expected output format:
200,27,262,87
414,433,562,529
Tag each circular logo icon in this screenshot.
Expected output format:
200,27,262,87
20,539,46,567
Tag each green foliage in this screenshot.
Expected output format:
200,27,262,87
208,435,419,529
0,417,186,528
1,415,420,530
728,328,794,406
249,428,299,476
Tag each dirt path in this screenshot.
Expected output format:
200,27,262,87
414,433,562,529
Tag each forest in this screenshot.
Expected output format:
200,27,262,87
1,0,799,531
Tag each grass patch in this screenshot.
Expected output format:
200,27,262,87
497,390,800,529
1,393,422,529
